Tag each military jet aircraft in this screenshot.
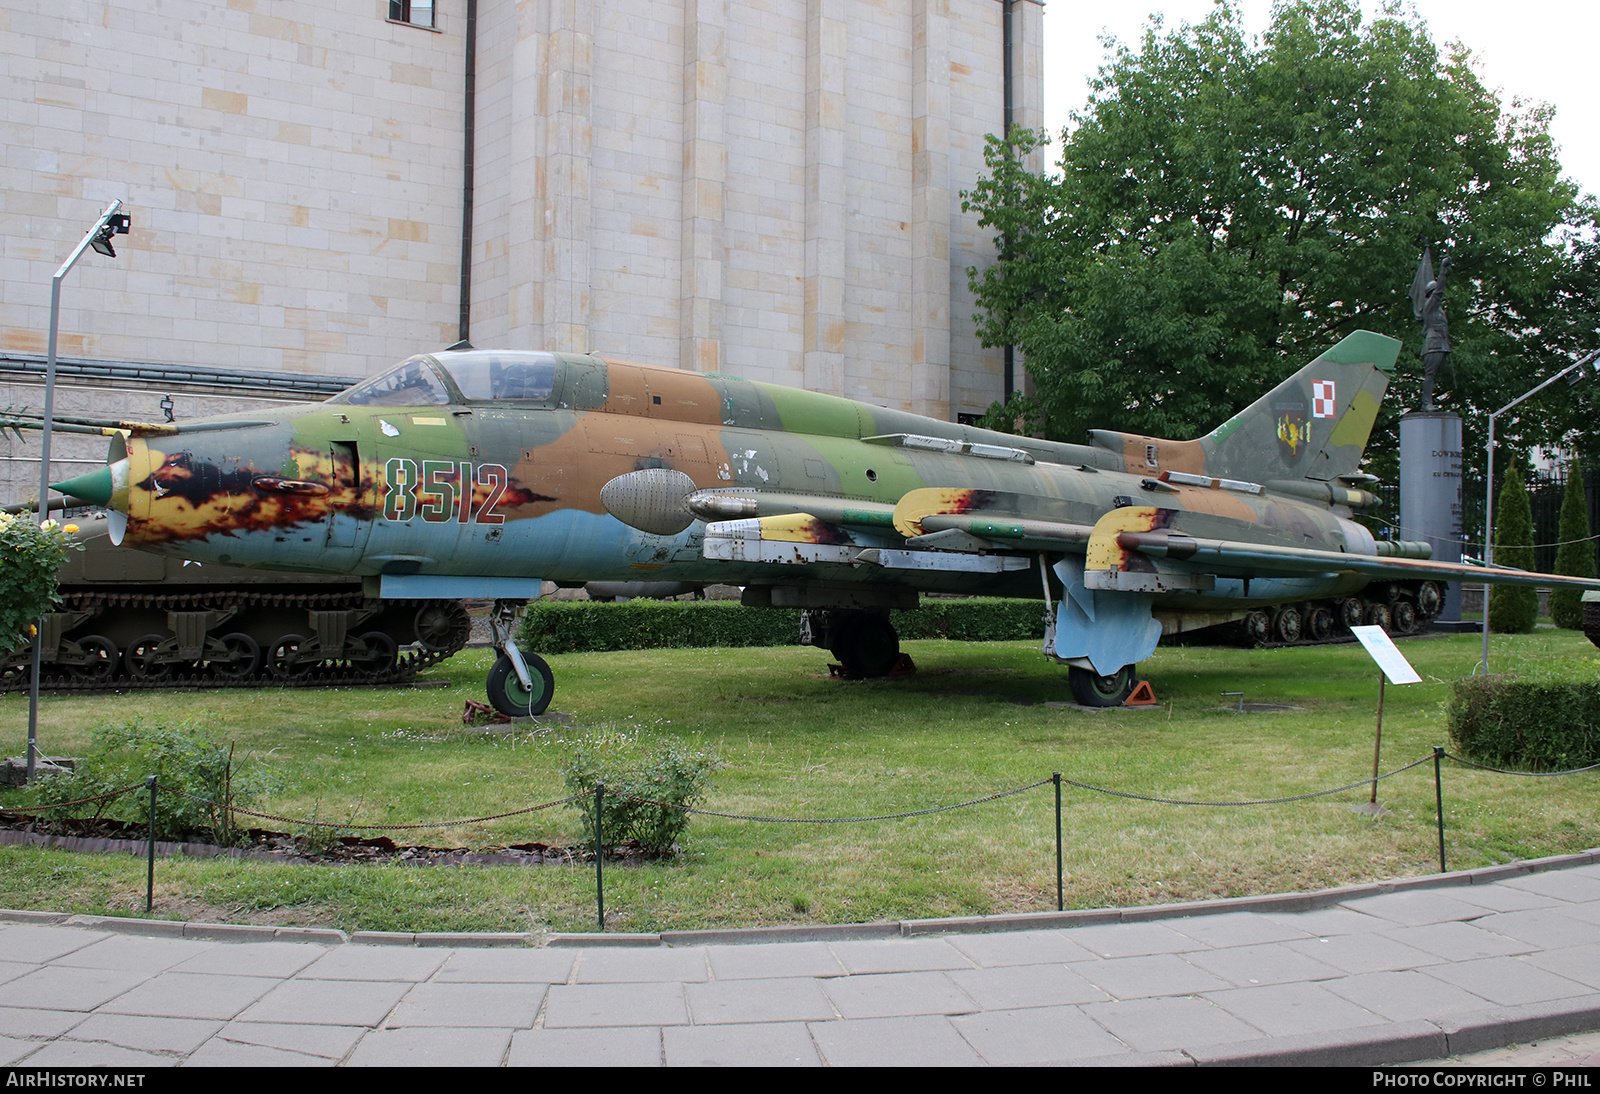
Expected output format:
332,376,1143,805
36,329,1596,715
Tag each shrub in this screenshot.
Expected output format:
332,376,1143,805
0,515,79,651
561,733,720,855
1447,663,1600,770
1549,468,1595,630
518,597,1044,654
18,717,281,845
1488,460,1538,634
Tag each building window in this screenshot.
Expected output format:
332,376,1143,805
389,1,435,29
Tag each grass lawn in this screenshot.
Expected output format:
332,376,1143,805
2,629,1596,934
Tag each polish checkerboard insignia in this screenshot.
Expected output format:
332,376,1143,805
1312,380,1336,418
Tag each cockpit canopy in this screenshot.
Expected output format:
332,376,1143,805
328,351,559,407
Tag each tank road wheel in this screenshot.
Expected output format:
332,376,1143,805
830,615,901,677
1273,608,1303,644
124,634,173,682
209,633,262,681
1390,600,1418,635
1307,607,1335,642
1069,664,1137,708
1364,602,1392,631
267,635,317,679
414,600,471,652
486,653,555,717
1339,597,1364,631
69,636,119,683
353,632,398,675
1243,610,1271,645
1416,582,1443,620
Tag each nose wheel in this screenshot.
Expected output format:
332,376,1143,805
484,597,554,717
1068,664,1138,707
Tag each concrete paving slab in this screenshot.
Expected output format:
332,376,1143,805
346,1026,512,1066
1180,941,1346,988
434,948,576,984
19,1040,176,1067
235,978,412,1027
1338,890,1498,926
99,971,280,1021
1080,995,1267,1054
1526,945,1600,990
1378,920,1539,961
945,963,1110,1009
0,961,40,987
1202,981,1387,1037
1166,910,1315,949
703,941,846,981
1505,871,1600,904
1448,883,1564,913
383,982,546,1028
295,945,448,982
820,970,977,1019
0,924,107,962
950,1005,1131,1065
171,941,326,978
507,1026,662,1067
1059,920,1203,958
206,1021,367,1059
809,1015,984,1067
1262,906,1391,936
826,937,973,974
0,1036,39,1066
1420,956,1595,1008
541,982,689,1028
1471,909,1600,951
54,935,217,974
1,966,147,1012
573,945,709,983
183,1039,336,1066
0,1006,87,1039
685,977,837,1025
1071,953,1231,1000
1284,932,1445,974
62,1014,222,1054
663,1021,822,1066
1322,970,1493,1021
943,928,1099,968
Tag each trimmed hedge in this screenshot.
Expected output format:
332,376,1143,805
1447,662,1600,770
516,597,1047,654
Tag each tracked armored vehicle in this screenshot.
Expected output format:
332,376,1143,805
3,517,471,690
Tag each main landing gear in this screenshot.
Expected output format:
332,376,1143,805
1067,664,1138,708
800,609,902,678
484,599,556,717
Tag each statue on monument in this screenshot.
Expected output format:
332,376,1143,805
1410,245,1452,411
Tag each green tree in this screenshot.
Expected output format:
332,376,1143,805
964,0,1594,460
1488,460,1538,634
1548,467,1595,629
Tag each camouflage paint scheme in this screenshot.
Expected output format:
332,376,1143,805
52,331,1600,686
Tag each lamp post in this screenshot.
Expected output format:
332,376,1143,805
1478,348,1598,674
25,200,131,782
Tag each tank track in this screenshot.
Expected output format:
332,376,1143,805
1166,581,1444,649
3,591,472,692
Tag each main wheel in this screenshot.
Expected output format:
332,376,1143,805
208,632,261,681
267,635,317,679
69,635,119,683
123,634,173,681
1339,597,1364,630
830,615,900,677
1273,607,1303,644
353,631,398,675
1307,607,1335,642
1068,664,1137,708
486,653,555,717
1364,602,1391,631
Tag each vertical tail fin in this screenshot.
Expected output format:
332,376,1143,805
1200,330,1400,483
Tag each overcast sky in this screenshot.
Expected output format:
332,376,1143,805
1042,0,1599,199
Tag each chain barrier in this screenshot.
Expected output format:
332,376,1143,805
1058,755,1437,807
610,778,1054,824
1439,750,1600,778
0,781,145,815
149,784,590,832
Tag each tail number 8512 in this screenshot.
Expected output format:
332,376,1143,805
382,459,509,524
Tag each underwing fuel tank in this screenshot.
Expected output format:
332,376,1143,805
40,334,1600,715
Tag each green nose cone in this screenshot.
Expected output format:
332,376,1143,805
52,466,115,506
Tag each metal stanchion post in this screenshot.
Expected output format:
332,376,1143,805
145,775,157,913
1053,773,1063,912
594,784,605,932
1433,747,1447,873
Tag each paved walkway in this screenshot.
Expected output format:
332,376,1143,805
4,853,1600,1067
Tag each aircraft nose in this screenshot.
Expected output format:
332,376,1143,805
51,433,140,544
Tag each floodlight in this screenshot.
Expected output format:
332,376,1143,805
89,213,131,258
